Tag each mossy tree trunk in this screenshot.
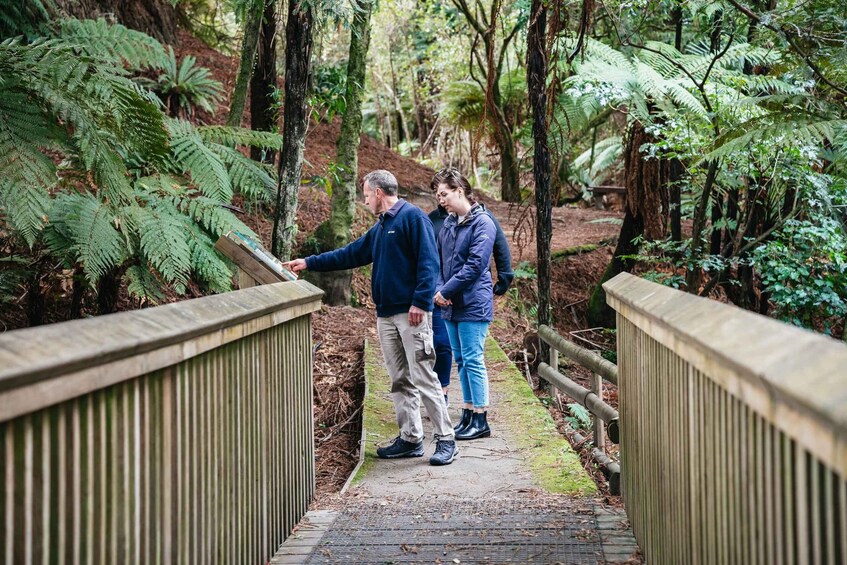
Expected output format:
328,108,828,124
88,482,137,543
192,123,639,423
250,0,278,164
227,0,265,127
309,0,374,305
527,0,551,358
271,0,314,261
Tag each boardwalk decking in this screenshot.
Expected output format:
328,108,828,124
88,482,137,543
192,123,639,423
273,336,639,564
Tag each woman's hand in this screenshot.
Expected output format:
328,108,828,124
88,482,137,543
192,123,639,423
434,292,452,308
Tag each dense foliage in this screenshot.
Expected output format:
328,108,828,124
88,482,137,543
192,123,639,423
1,0,845,338
0,17,279,322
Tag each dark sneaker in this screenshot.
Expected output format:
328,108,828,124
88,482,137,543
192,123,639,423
429,440,458,466
376,436,424,459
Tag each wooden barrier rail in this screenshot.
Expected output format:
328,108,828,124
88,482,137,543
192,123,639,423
604,272,847,564
0,281,323,564
537,324,621,494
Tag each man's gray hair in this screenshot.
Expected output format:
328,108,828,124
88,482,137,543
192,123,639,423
363,170,399,196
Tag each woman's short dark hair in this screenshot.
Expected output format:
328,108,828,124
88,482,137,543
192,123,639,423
431,168,476,204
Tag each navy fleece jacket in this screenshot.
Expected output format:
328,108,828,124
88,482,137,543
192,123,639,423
305,200,439,317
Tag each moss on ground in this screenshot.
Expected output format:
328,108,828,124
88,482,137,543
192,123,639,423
486,337,597,495
353,335,595,495
351,338,397,484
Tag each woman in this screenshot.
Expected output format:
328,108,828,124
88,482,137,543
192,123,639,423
428,174,514,408
433,169,496,440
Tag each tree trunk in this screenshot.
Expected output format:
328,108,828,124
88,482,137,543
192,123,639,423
25,266,45,327
588,120,668,326
497,121,521,202
250,0,279,164
527,0,551,357
587,210,644,327
69,266,86,320
311,0,374,305
710,194,723,255
271,0,314,261
227,0,265,127
59,0,179,45
96,267,122,315
669,1,684,242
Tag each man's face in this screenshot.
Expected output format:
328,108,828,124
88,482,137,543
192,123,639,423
363,181,382,215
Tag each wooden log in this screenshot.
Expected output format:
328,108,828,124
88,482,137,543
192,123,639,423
593,447,621,495
538,362,620,443
539,325,618,384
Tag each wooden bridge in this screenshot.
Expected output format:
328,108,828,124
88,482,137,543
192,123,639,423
1,273,845,564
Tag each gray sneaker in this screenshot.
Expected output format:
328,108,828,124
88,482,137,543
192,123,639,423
429,440,458,466
376,436,424,459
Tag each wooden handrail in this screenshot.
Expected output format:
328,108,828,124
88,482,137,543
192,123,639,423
539,325,618,384
537,324,621,494
1,281,324,564
604,272,847,563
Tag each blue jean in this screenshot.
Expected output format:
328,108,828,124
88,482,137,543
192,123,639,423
443,320,490,408
432,307,453,389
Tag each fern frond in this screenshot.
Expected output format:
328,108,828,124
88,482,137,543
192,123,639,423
196,125,283,149
440,80,487,130
584,37,630,68
184,227,234,293
168,120,233,201
707,116,847,160
126,201,192,290
665,82,709,120
211,144,276,201
48,193,124,284
53,18,166,70
0,91,61,244
124,264,166,304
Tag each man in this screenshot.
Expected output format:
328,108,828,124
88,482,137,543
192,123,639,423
285,170,458,466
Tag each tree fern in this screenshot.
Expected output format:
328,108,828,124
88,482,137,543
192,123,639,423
707,115,847,160
127,201,193,292
1,19,270,305
52,18,167,70
46,193,124,284
211,144,276,201
168,119,233,201
196,125,283,149
0,91,59,244
124,264,167,305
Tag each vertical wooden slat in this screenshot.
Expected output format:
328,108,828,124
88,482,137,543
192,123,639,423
2,301,319,565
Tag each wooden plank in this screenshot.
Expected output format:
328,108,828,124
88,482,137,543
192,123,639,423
214,237,281,286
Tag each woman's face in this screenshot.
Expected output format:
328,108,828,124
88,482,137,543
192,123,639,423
435,182,464,214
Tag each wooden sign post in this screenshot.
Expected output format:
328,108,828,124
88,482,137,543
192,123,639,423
214,231,298,287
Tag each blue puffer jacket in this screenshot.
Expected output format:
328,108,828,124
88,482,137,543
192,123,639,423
437,203,496,322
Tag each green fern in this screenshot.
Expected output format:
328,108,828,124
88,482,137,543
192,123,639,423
148,46,224,118
196,125,283,149
707,116,847,161
1,19,269,304
53,18,166,70
124,264,167,304
46,193,124,284
0,0,55,39
168,119,233,201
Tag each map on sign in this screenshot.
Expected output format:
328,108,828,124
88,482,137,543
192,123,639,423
230,231,299,281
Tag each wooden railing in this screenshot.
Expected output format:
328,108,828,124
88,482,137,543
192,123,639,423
605,272,847,564
538,325,621,493
0,281,323,564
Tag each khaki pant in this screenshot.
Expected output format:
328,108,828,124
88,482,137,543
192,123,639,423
377,312,454,443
